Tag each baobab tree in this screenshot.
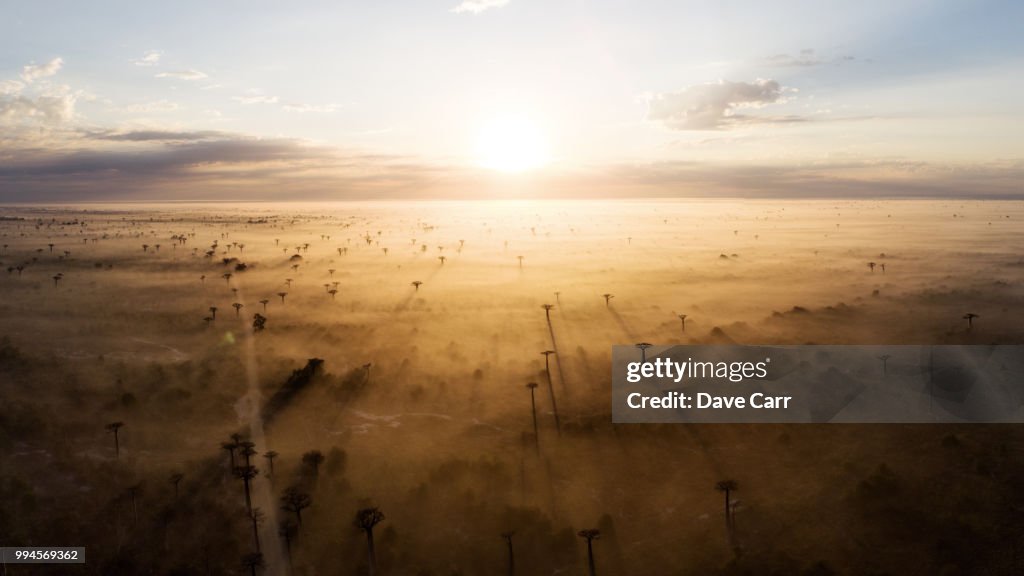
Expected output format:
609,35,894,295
438,255,446,265
602,293,614,308
963,313,979,329
868,262,877,273
234,465,259,515
142,244,149,252
263,451,278,476
169,472,184,501
880,263,886,273
259,299,269,312
878,354,891,376
554,291,561,304
279,520,297,565
302,450,324,478
411,280,423,291
578,529,601,576
677,313,688,332
542,303,555,322
106,421,125,458
635,342,652,362
715,480,738,531
328,268,336,277
127,483,143,525
526,382,540,452
209,306,218,320
502,531,516,576
517,255,524,268
277,292,287,304
281,486,311,526
238,441,257,466
223,272,233,285
222,439,239,469
249,508,265,553
241,552,264,576
233,302,244,317
540,351,561,434
328,288,338,300
355,507,386,576
363,362,373,384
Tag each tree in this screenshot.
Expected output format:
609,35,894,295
234,465,259,515
106,421,125,459
517,255,524,268
635,342,652,362
878,354,891,376
223,272,233,285
277,292,287,304
715,480,738,531
502,531,516,576
127,483,143,525
253,313,267,332
542,304,554,322
526,382,540,452
868,262,876,273
238,441,257,466
233,302,244,317
677,313,688,332
259,299,269,312
169,472,184,501
249,508,265,553
328,288,338,300
602,293,614,308
355,507,386,576
438,255,446,265
540,351,561,435
222,440,239,469
281,486,311,526
241,552,264,576
963,313,979,329
263,451,278,477
578,529,601,576
209,306,218,320
302,450,324,478
278,520,297,565
411,280,423,291
363,362,373,384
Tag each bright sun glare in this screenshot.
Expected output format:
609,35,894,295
476,114,550,173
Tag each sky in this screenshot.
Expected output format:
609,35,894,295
1,0,1023,201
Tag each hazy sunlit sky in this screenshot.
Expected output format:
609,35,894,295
2,0,1022,200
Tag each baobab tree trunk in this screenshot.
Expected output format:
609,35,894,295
251,515,261,553
506,536,515,576
113,430,120,458
586,539,597,576
543,357,561,436
366,527,377,576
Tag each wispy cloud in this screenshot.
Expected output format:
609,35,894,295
451,0,509,14
282,102,340,113
763,49,856,67
120,99,181,113
155,69,208,80
133,50,162,67
21,57,64,83
233,95,279,105
647,79,793,130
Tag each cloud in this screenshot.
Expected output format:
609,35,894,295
21,57,64,83
90,129,228,142
764,49,856,67
120,99,181,113
133,50,162,66
647,79,790,130
282,102,340,113
0,93,76,124
0,80,25,95
155,69,208,80
451,0,509,14
232,95,279,105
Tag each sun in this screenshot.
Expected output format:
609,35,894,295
476,114,550,173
